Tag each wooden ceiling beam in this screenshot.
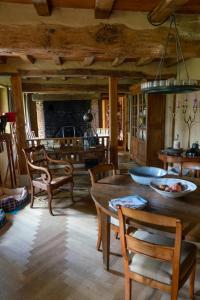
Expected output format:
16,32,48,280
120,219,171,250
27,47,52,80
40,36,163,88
149,0,190,24
82,56,96,67
0,56,7,64
22,83,130,93
0,24,198,59
32,93,101,101
164,57,189,67
54,57,64,65
18,68,175,79
95,0,116,19
112,56,126,67
32,0,52,16
135,57,154,67
19,54,36,64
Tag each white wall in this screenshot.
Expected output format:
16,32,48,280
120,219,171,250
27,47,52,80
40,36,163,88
165,59,200,149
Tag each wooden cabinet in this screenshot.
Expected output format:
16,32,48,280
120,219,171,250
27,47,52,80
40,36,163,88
130,85,165,167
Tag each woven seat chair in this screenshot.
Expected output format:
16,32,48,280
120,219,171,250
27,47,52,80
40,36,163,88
23,145,74,216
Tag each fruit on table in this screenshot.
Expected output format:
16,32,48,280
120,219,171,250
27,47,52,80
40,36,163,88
165,182,184,192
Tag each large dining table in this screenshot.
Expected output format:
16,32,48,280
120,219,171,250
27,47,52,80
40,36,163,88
90,174,200,270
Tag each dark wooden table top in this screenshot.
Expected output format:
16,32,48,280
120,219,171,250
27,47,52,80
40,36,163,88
90,174,200,242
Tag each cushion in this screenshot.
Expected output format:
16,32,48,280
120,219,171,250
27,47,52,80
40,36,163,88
0,187,29,212
129,230,197,285
0,208,6,227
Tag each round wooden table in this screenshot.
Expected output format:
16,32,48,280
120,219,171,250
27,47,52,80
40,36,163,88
90,174,200,270
158,151,200,176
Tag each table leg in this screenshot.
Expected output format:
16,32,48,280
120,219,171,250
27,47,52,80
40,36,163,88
163,162,167,171
101,211,110,270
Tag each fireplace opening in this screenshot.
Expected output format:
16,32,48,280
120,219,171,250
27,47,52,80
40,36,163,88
43,100,90,137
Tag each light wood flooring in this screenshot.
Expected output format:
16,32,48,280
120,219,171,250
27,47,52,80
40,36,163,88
0,173,200,300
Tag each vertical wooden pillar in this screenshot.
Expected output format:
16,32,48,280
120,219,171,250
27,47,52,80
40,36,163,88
109,77,118,168
36,101,45,138
28,94,38,137
11,75,27,175
91,99,99,130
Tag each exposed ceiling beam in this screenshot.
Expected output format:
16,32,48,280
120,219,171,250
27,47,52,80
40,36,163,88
32,0,52,16
54,57,64,65
148,0,190,24
32,93,101,101
22,83,130,93
135,57,154,67
0,56,7,64
82,56,96,67
112,56,126,67
164,57,189,67
0,24,198,60
18,68,175,79
19,54,36,64
95,0,116,19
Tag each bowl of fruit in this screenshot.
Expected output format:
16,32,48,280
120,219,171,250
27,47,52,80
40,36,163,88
150,178,197,198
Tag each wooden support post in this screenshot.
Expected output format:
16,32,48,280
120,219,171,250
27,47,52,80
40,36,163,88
36,101,45,138
11,75,27,175
109,77,118,168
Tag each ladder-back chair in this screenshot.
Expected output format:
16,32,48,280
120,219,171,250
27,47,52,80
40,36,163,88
89,163,119,252
118,206,197,300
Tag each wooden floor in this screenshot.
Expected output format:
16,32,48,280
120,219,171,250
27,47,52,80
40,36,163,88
0,173,200,300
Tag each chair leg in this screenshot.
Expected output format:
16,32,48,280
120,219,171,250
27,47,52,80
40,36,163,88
30,185,35,208
47,188,54,216
171,288,178,300
125,278,132,300
70,181,74,202
189,262,196,300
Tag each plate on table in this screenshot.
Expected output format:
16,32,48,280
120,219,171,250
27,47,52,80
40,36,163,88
109,195,148,211
150,178,197,198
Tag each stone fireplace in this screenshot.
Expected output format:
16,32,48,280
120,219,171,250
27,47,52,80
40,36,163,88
43,100,90,137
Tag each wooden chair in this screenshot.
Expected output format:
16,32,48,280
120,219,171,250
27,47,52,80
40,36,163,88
23,145,74,216
118,206,197,300
182,162,200,178
88,163,119,251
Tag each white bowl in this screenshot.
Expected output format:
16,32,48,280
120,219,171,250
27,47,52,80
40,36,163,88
150,178,197,198
129,166,167,185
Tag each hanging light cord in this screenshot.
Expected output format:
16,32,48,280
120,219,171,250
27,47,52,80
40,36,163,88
147,13,189,82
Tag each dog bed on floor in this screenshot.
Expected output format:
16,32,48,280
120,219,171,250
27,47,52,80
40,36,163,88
0,208,6,227
0,187,29,212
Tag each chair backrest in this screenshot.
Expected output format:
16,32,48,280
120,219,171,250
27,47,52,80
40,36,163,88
22,145,50,179
88,163,116,185
118,206,182,285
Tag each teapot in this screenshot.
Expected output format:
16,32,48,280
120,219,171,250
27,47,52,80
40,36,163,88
186,141,200,157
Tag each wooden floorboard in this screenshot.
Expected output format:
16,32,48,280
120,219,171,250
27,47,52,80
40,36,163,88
0,173,200,300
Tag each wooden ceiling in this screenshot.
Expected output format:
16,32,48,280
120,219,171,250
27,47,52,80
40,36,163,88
0,0,199,15
0,0,199,94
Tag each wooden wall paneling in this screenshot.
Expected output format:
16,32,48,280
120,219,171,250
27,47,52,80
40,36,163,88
11,75,27,175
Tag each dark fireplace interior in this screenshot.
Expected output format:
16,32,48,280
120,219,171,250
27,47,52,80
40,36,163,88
44,100,90,137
